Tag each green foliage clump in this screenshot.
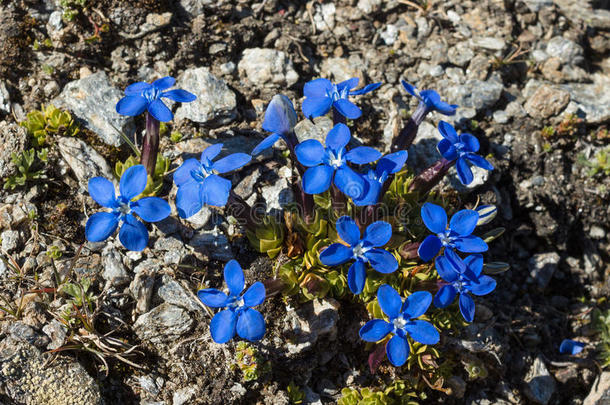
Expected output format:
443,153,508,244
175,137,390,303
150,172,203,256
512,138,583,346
247,215,285,259
592,308,610,368
20,104,79,146
579,148,610,177
59,0,88,21
4,148,47,190
114,155,170,197
339,381,423,405
233,342,271,382
287,381,305,404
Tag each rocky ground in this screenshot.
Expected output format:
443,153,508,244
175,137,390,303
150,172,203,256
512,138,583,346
0,0,609,404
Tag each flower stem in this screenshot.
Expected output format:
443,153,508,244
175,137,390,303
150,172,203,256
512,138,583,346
330,184,347,215
390,103,428,152
141,113,160,176
408,158,455,195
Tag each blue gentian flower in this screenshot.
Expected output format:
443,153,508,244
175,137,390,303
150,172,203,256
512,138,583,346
418,202,488,262
319,216,398,294
559,339,585,355
197,260,266,343
85,165,171,251
353,150,408,206
401,80,458,116
302,78,381,120
116,76,196,122
437,121,494,185
359,285,439,367
295,123,381,197
173,144,251,217
433,250,496,322
252,94,298,155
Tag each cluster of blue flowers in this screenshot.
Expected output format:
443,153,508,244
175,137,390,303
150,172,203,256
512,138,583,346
83,75,500,360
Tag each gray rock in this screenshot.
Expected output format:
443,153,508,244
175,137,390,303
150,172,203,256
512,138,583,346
528,252,560,290
0,81,10,114
53,71,135,147
46,10,63,34
178,0,212,17
590,225,606,239
174,67,237,125
524,356,556,404
545,37,584,66
138,375,160,396
505,101,527,119
189,230,233,261
0,121,27,179
238,48,299,87
407,121,442,171
261,166,294,211
471,37,506,52
42,319,67,350
313,2,335,31
295,116,333,144
448,42,475,67
57,137,114,186
133,303,194,344
493,110,509,124
1,229,19,252
173,386,197,405
185,205,213,230
561,73,610,124
7,322,48,348
448,165,490,192
448,79,503,111
554,0,610,29
522,0,553,12
285,299,340,355
584,371,610,405
0,337,102,404
357,0,382,13
102,245,130,287
381,24,399,46
524,85,570,119
320,55,366,83
157,274,201,312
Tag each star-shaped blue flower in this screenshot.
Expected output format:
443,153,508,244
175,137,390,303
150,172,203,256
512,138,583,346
197,260,266,343
252,94,298,155
173,144,251,218
401,80,458,116
116,76,196,122
295,123,381,198
359,285,440,367
302,78,381,120
85,165,171,251
352,150,408,206
418,202,488,262
437,121,494,185
319,216,398,294
433,250,496,322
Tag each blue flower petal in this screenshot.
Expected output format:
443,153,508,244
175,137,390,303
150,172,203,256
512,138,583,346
559,339,585,355
456,157,474,185
236,308,266,341
334,99,362,119
85,212,119,242
173,158,200,187
404,320,440,345
469,275,496,296
302,165,333,194
438,139,458,161
118,214,149,251
359,319,392,342
303,78,333,98
376,150,408,176
224,260,245,296
242,282,266,307
421,203,447,234
363,221,392,247
262,94,297,135
334,166,365,199
345,146,382,165
460,134,480,153
295,139,325,167
337,77,359,92
131,197,171,222
152,76,175,91
200,174,231,207
147,99,173,122
386,335,409,366
443,248,467,273
252,133,281,155
435,255,459,282
418,235,442,262
459,293,475,322
463,254,484,277
350,82,382,96
325,123,351,152
116,95,148,116
347,260,366,295
176,181,203,218
162,89,197,102
377,284,402,319
212,153,251,174
420,90,441,109
124,82,152,96
120,165,147,200
201,143,224,163
401,80,420,99
466,153,494,171
438,121,459,144
453,235,488,253
352,173,381,207
431,100,458,116
320,243,353,266
402,291,432,319
336,216,361,246
434,284,457,308
197,288,229,308
88,177,117,208
302,96,333,119
449,209,479,236
210,309,237,343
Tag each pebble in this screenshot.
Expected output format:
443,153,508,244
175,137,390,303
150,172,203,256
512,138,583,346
524,85,570,119
238,48,299,88
57,137,114,187
583,371,610,405
448,78,503,111
156,275,202,313
524,356,556,404
285,299,340,355
561,73,610,124
178,0,212,17
189,229,233,261
0,81,10,114
133,303,194,345
101,245,130,288
471,37,506,52
313,3,335,32
448,42,475,67
0,122,27,179
528,252,560,290
545,36,584,66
